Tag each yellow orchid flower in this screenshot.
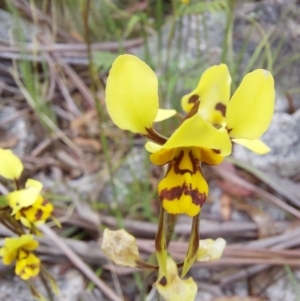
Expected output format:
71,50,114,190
155,256,197,301
0,148,23,180
15,252,41,280
7,179,43,215
0,234,40,280
106,55,232,217
182,65,275,154
15,195,54,229
6,178,53,230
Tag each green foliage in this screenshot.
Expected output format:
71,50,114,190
178,0,228,16
285,265,300,301
93,51,120,74
0,195,8,208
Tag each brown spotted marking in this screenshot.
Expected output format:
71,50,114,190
28,263,40,270
35,209,43,220
215,103,226,117
159,183,206,206
212,149,221,154
173,150,198,175
159,276,167,286
188,94,200,104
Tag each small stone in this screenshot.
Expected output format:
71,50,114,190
234,110,300,177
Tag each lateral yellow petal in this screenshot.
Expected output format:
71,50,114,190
232,138,271,154
0,148,23,180
105,54,159,134
150,148,177,166
181,64,231,125
162,114,232,156
154,109,177,122
226,70,275,139
145,141,162,153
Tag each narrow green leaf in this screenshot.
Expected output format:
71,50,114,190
28,282,47,301
124,15,141,39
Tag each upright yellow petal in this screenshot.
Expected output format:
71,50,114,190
226,70,275,139
232,138,271,154
162,114,232,156
25,179,43,191
105,54,159,134
0,148,23,180
181,64,231,125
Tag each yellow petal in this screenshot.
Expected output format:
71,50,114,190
162,114,232,156
0,148,23,180
232,138,271,154
0,235,39,266
156,257,197,301
1,249,17,265
154,109,177,122
25,179,43,191
150,148,177,166
181,64,231,125
8,189,41,215
105,54,159,134
145,141,162,153
226,70,275,139
101,229,140,267
196,238,226,262
16,253,40,280
158,149,208,217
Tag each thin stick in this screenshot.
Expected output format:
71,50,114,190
214,165,300,219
